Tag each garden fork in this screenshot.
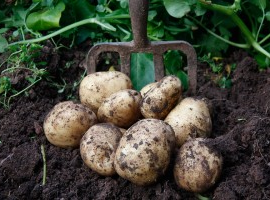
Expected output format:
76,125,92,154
86,0,197,95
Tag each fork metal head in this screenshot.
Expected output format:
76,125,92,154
86,0,197,95
86,40,197,95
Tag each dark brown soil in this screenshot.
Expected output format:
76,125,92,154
0,46,270,200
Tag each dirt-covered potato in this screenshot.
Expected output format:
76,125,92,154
114,119,175,186
97,89,142,128
79,71,133,113
174,138,223,193
165,97,212,147
140,75,182,119
43,101,97,148
80,123,122,176
140,82,157,98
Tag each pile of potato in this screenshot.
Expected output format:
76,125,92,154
43,71,223,193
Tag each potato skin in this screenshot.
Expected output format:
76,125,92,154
79,71,133,113
43,101,97,148
80,123,122,176
165,97,212,147
114,119,175,186
97,89,142,128
140,82,157,98
140,75,182,120
174,138,223,193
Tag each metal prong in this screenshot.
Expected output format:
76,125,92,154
153,54,165,81
120,53,131,77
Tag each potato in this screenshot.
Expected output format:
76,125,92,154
140,82,157,98
43,101,97,148
174,138,223,193
80,123,122,176
79,71,133,113
114,119,175,186
97,89,142,128
165,97,212,147
140,75,182,119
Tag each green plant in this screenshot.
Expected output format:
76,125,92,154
2,0,269,99
0,43,48,107
0,0,193,91
0,76,12,107
199,54,235,88
163,0,270,69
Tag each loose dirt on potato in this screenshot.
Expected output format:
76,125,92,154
0,45,270,200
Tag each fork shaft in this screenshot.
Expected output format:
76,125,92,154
129,0,149,48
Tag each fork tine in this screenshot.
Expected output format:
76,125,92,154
88,55,97,74
120,53,131,77
153,54,165,81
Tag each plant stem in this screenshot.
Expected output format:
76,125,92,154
7,18,117,47
198,0,270,59
7,77,42,107
255,1,265,42
188,15,249,49
259,33,270,45
2,66,40,74
41,144,47,186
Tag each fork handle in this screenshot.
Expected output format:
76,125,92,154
129,0,149,48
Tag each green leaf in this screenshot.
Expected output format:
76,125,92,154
164,0,191,18
4,6,27,28
26,1,65,31
254,53,270,69
164,50,182,74
266,11,270,21
194,2,206,16
218,77,232,89
76,27,95,44
147,22,164,38
249,0,266,9
0,28,9,34
176,70,189,91
200,34,229,56
130,53,155,91
117,0,128,9
148,10,157,21
0,76,11,94
72,0,96,20
0,35,8,53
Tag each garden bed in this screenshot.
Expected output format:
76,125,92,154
0,46,270,199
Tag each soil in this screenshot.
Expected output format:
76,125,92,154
0,43,270,200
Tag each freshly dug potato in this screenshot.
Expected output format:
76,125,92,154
140,75,182,119
97,89,142,128
165,97,212,147
174,138,223,193
80,123,122,176
79,71,133,113
140,82,157,98
114,119,175,186
43,101,97,148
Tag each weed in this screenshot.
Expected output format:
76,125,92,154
199,54,235,88
0,43,48,108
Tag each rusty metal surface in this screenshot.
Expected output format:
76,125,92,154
86,0,197,95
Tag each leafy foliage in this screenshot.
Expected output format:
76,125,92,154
163,0,270,69
26,1,65,31
0,43,48,108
